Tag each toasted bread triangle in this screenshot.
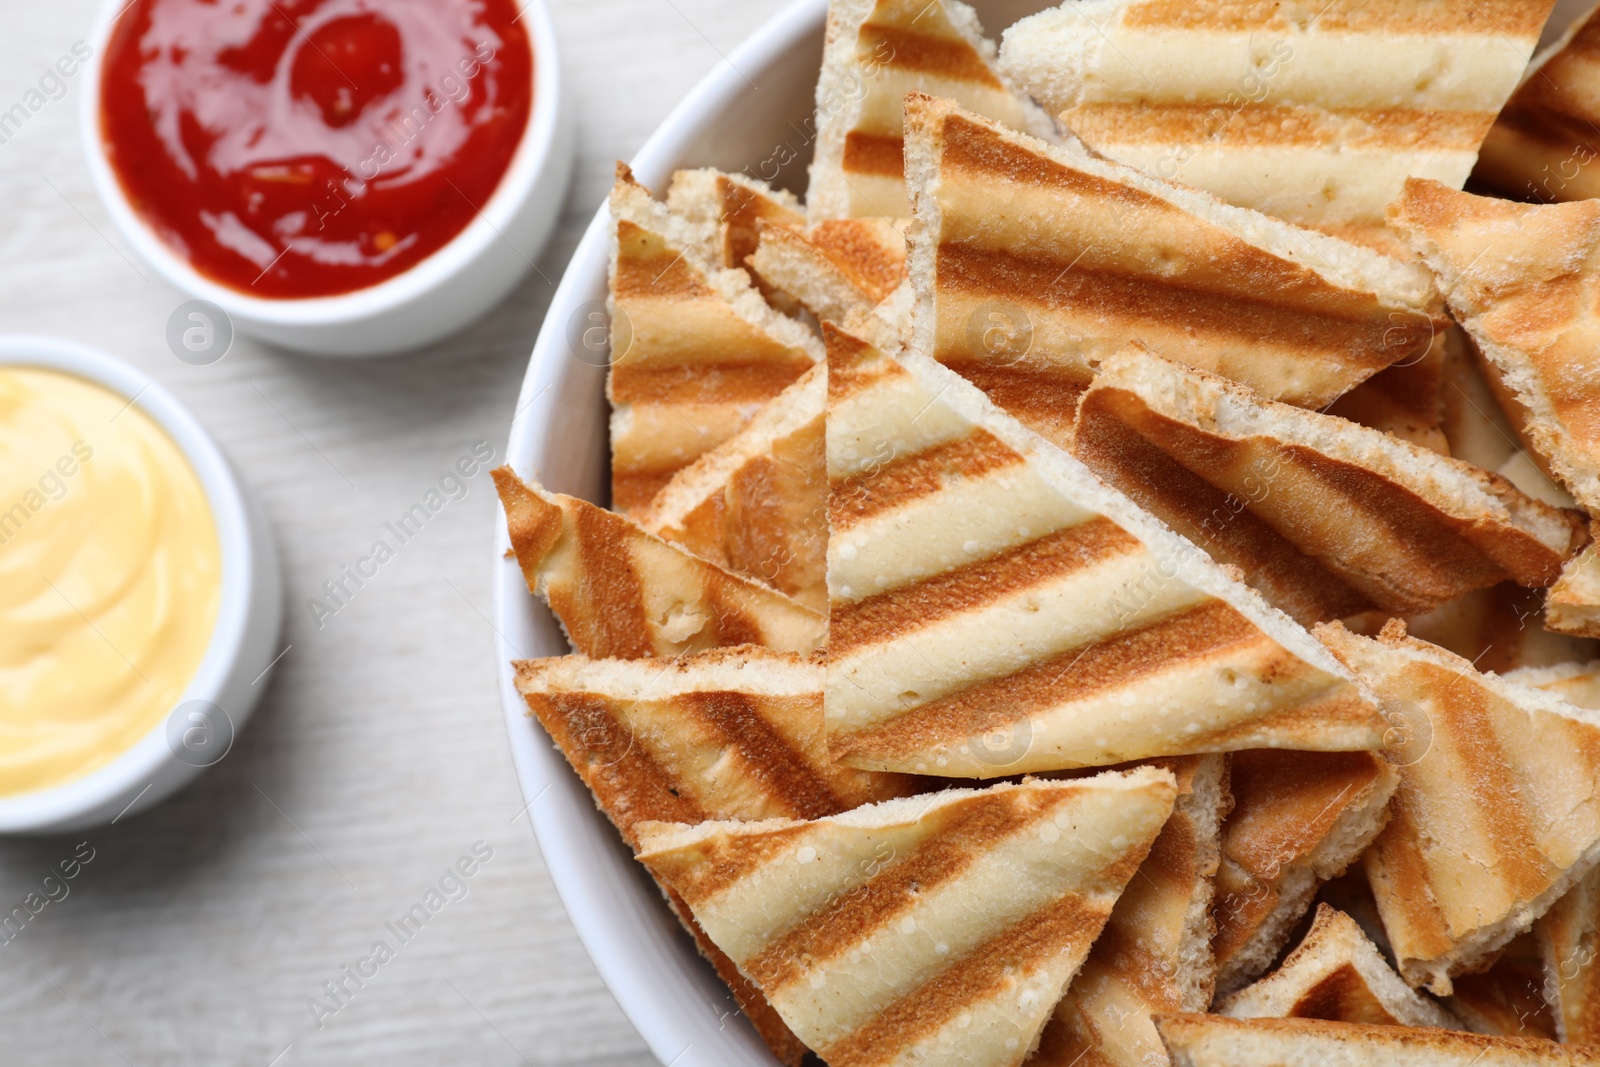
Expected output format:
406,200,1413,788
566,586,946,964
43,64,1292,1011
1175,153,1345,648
1033,756,1229,1067
1219,904,1461,1029
637,769,1179,1067
607,166,821,518
1390,178,1600,514
1550,541,1600,640
1317,619,1600,995
1477,4,1600,203
900,93,1445,443
808,0,1058,221
492,467,824,658
639,363,828,611
1211,750,1398,994
1073,349,1584,621
1155,1013,1596,1066
824,319,1388,777
515,647,914,1065
1001,0,1552,232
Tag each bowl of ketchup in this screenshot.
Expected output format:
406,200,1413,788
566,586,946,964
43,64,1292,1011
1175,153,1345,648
82,0,571,356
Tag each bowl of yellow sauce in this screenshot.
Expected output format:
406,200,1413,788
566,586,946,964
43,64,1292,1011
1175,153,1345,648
0,336,281,832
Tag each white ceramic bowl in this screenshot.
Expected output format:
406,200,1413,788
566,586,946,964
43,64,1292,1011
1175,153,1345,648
0,336,283,833
80,0,574,358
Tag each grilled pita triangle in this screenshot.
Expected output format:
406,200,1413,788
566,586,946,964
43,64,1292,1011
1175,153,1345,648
1219,904,1461,1029
1072,349,1584,622
1211,750,1398,994
745,217,906,325
824,320,1388,777
1033,756,1229,1067
637,768,1179,1067
1390,178,1600,514
900,93,1444,447
515,647,915,1066
1477,4,1600,203
808,0,1057,221
1155,1014,1595,1066
607,166,821,517
492,467,824,658
1318,618,1600,995
639,364,827,611
1550,541,1600,640
1001,0,1553,233
665,167,804,273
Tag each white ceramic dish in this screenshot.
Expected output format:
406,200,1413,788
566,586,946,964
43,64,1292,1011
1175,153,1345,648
80,0,574,358
0,336,283,833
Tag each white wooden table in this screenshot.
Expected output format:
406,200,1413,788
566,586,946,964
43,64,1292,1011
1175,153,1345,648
0,1,788,1063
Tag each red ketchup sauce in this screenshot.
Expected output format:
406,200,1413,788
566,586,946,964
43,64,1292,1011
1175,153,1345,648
100,0,533,298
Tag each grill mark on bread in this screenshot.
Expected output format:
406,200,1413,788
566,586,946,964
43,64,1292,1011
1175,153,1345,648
689,691,850,820
936,242,1398,360
746,789,1075,991
858,23,1003,87
829,519,1141,652
1066,103,1493,151
824,322,894,403
524,692,710,841
1385,662,1555,898
936,360,1089,450
646,822,816,905
843,131,907,178
563,502,653,658
612,469,679,518
836,601,1263,760
815,893,1111,1067
610,362,812,405
614,220,716,298
828,430,1025,533
811,220,906,297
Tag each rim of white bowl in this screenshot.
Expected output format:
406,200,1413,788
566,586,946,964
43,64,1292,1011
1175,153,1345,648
0,336,260,830
79,0,564,326
493,2,826,1065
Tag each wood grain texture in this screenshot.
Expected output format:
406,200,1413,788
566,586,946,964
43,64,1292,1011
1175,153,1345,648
0,1,789,1064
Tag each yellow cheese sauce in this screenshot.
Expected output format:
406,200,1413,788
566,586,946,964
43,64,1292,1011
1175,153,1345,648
0,368,221,796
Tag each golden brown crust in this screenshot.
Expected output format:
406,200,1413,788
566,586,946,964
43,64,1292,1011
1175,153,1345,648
492,467,824,659
1074,350,1585,621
